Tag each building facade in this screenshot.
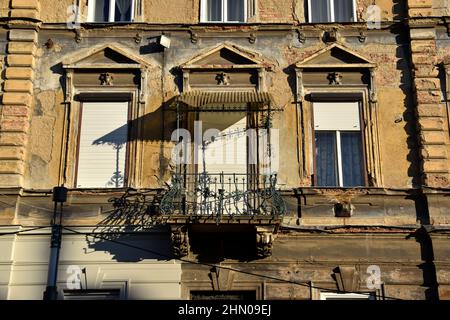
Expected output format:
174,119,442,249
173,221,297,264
0,0,449,300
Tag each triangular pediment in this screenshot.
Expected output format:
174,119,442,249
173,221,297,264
296,43,376,68
63,44,151,68
181,43,273,69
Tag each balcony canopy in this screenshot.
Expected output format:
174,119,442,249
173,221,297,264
170,91,277,111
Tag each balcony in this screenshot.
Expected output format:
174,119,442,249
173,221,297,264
161,172,285,220
160,172,286,258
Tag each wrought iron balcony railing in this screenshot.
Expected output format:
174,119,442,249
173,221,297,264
160,173,286,220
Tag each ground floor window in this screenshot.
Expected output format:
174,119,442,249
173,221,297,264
320,292,376,300
191,290,256,300
63,289,121,300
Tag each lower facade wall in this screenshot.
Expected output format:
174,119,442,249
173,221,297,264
1,226,449,300
0,227,182,300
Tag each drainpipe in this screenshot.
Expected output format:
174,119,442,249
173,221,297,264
43,186,68,300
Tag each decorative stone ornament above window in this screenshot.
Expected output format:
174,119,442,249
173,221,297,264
62,43,151,103
295,43,377,103
179,42,274,93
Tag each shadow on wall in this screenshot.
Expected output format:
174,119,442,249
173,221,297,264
392,0,408,21
406,227,440,301
86,189,173,262
391,25,422,187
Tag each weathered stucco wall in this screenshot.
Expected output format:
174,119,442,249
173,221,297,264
27,26,414,190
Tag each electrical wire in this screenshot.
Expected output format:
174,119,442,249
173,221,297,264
0,226,49,236
61,226,401,300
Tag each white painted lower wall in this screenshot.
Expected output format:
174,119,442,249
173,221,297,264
0,226,182,300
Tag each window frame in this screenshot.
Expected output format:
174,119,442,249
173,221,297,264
320,292,376,300
311,99,368,188
307,0,357,23
87,0,135,23
200,0,248,23
66,90,140,190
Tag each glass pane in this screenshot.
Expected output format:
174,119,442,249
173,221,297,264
315,131,338,186
94,0,110,22
334,0,354,22
310,0,331,22
207,0,222,21
340,132,365,187
227,0,245,22
115,0,133,22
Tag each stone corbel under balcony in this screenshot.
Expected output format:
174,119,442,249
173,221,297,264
170,225,189,258
256,226,277,258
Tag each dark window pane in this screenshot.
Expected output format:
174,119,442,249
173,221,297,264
94,0,109,22
227,0,245,22
315,131,338,186
340,132,364,186
207,0,222,21
115,0,133,22
310,0,331,22
334,0,354,22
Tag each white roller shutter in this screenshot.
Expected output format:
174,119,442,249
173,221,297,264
76,102,129,188
313,102,360,131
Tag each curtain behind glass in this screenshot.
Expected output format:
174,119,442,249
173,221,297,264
115,0,132,22
311,0,330,22
315,131,338,186
334,0,354,22
94,0,109,22
227,0,245,22
340,132,364,186
207,0,222,21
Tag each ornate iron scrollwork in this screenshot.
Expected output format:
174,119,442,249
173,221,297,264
160,173,286,218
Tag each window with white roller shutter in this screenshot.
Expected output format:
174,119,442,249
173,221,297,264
313,101,365,187
76,102,129,188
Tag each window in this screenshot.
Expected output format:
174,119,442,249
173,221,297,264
87,0,134,22
191,290,256,300
76,102,129,188
201,0,247,23
64,289,121,300
308,0,357,23
313,102,365,187
320,292,375,300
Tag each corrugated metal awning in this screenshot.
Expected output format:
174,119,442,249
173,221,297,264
171,91,275,110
